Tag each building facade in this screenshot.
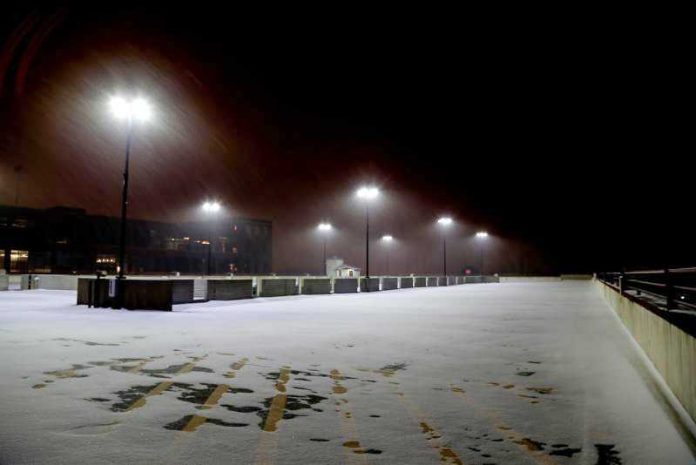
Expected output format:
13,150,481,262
0,205,272,275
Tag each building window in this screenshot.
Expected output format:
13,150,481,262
96,255,116,265
10,250,29,273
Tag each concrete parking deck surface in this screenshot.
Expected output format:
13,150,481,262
0,282,694,464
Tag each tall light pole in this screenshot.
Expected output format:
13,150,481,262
356,186,379,278
475,231,489,275
201,201,222,275
437,217,453,276
381,234,393,275
109,96,152,305
317,222,332,275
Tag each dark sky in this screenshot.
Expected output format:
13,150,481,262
0,5,691,274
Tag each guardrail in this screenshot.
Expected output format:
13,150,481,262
597,268,696,314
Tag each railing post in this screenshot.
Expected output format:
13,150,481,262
664,268,674,311
619,269,626,294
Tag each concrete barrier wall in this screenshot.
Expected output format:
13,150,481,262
334,278,358,293
123,281,173,311
360,278,380,292
0,275,8,291
382,277,398,291
208,279,253,300
426,277,437,286
465,276,482,284
597,280,696,424
414,277,427,287
561,274,592,280
34,274,79,290
400,277,414,288
499,276,561,282
260,278,298,297
484,276,500,283
456,276,464,284
301,278,332,295
171,280,195,304
447,276,456,285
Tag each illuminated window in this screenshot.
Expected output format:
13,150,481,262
10,250,28,273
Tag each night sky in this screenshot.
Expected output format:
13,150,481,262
0,5,691,274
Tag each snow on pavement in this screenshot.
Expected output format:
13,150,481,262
0,282,694,464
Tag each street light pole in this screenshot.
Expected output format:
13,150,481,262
365,204,370,278
201,201,222,276
356,186,378,279
381,235,393,275
109,96,152,307
317,222,332,276
117,120,133,282
437,217,453,276
476,231,489,275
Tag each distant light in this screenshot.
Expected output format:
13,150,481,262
476,231,489,239
202,200,221,213
356,186,379,200
437,217,453,226
318,222,332,232
381,235,393,242
109,96,152,122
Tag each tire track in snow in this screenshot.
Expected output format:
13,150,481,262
331,368,373,465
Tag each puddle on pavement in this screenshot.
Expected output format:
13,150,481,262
310,438,330,442
86,397,110,402
32,383,46,389
595,444,622,464
516,371,536,377
164,415,248,431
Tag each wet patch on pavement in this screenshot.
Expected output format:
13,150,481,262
513,437,545,451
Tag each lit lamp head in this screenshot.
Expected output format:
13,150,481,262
356,186,379,200
437,217,453,227
318,222,332,232
201,200,221,213
476,231,489,239
109,96,152,122
381,234,393,242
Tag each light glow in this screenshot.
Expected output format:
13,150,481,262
381,235,393,242
356,186,379,200
201,201,222,213
476,231,489,239
318,222,332,232
109,96,152,122
437,217,453,226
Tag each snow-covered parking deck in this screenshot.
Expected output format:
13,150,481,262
0,282,694,464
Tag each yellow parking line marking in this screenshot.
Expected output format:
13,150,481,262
449,384,559,465
391,388,463,465
263,367,291,432
125,381,173,412
254,366,292,465
176,355,207,375
201,384,229,410
331,369,370,465
225,357,249,378
126,360,148,374
182,414,208,432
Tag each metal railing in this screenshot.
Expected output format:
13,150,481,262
597,268,696,314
